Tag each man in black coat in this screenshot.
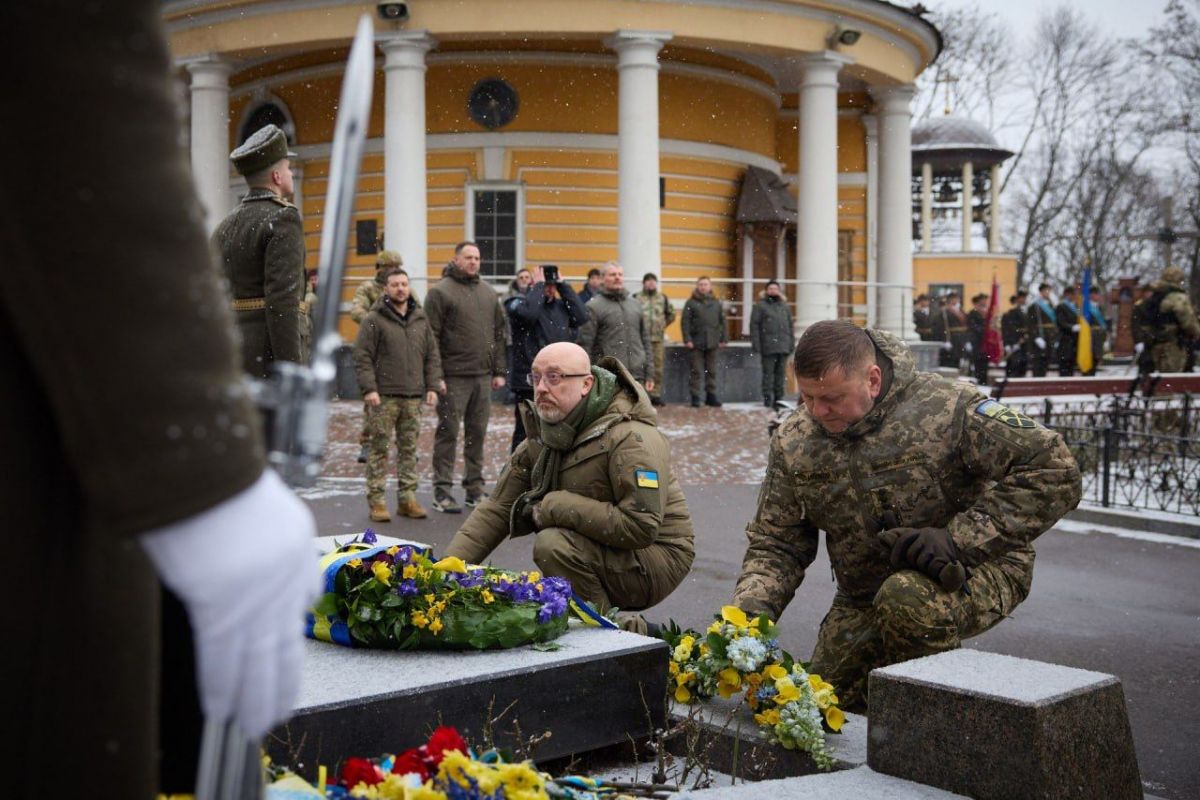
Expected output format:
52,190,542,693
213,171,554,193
965,293,991,385
1056,286,1081,377
506,265,589,450
1001,290,1030,377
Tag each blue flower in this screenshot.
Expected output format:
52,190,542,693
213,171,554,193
362,529,378,545
756,685,779,703
452,569,486,588
395,579,418,598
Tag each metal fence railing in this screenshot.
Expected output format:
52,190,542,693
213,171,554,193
1010,393,1198,441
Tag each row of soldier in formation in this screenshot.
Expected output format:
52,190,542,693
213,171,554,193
912,268,1199,383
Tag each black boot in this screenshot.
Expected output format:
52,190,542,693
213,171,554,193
705,394,722,408
690,396,702,408
357,444,369,463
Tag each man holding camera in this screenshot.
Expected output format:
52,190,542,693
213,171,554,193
444,342,694,633
506,265,589,451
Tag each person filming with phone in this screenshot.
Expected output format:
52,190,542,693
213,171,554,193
505,265,590,450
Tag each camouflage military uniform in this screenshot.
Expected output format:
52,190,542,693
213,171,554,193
350,278,385,325
732,330,1081,709
637,288,675,402
1142,269,1200,373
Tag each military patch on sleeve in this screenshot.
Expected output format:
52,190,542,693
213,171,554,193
635,469,660,489
974,399,1037,429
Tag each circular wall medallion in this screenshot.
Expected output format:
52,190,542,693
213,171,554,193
468,78,519,130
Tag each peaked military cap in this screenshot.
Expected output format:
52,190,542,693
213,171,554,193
230,124,297,176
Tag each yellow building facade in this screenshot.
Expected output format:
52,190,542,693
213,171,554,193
166,0,942,341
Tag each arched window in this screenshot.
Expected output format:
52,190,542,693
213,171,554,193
238,99,296,146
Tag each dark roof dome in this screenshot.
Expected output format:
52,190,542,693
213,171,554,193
912,114,1013,174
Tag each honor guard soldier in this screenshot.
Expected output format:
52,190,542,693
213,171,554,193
213,124,308,377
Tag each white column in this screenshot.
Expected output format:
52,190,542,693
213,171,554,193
795,52,853,331
381,32,436,293
741,225,755,337
185,57,232,234
870,85,916,338
988,163,1001,253
961,160,974,252
775,227,787,282
921,162,933,252
291,161,305,218
607,30,672,288
862,113,879,328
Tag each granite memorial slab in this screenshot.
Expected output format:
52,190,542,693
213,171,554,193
867,648,1141,799
676,765,968,799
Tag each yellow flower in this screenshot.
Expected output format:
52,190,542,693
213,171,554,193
744,671,763,688
762,664,788,681
372,561,392,585
481,589,495,604
404,786,447,800
672,635,695,662
675,671,694,687
773,677,800,705
527,571,541,582
668,661,680,676
721,606,749,628
808,673,834,693
424,593,436,605
717,667,742,698
347,558,363,569
675,684,692,703
824,705,845,732
707,620,722,635
428,617,444,635
402,564,418,579
387,545,400,556
411,611,429,629
754,708,781,727
498,763,544,794
432,556,468,574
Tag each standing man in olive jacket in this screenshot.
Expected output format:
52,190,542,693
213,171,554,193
445,343,694,633
578,261,654,390
750,280,795,407
212,123,307,378
682,276,727,407
350,250,404,463
3,3,319,796
354,267,444,522
637,272,676,406
425,241,508,514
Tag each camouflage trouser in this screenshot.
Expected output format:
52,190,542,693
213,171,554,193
1151,342,1188,373
532,527,691,613
649,339,666,400
365,396,423,505
810,561,1029,711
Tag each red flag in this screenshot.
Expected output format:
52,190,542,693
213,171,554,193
983,276,1002,363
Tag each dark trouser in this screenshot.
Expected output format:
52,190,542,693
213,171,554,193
1058,334,1077,376
1005,347,1028,377
532,527,692,612
810,560,1030,711
761,353,788,403
973,353,989,385
938,345,957,368
689,347,719,399
1030,344,1052,377
511,388,534,452
433,374,492,497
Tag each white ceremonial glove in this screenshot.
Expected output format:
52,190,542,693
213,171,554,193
941,341,952,351
964,342,973,353
1035,337,1047,350
1072,324,1081,333
141,470,320,738
1004,345,1013,356
1135,342,1145,355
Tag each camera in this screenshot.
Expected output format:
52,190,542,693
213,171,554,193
376,2,409,21
542,265,560,284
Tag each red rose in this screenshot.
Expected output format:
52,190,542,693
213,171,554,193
391,748,430,782
425,726,468,765
340,756,384,787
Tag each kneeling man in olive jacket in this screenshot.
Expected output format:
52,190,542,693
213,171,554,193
444,343,694,629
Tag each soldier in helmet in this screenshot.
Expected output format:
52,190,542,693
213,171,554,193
351,250,404,462
212,124,307,378
1139,266,1199,372
732,320,1081,710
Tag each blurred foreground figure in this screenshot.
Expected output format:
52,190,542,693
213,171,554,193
0,2,318,797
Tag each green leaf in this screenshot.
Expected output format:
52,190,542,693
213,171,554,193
531,642,562,652
312,593,340,617
706,632,728,659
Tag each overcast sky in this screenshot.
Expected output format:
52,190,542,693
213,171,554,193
927,0,1168,40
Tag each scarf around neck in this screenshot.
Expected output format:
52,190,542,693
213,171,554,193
1037,298,1057,323
509,365,618,536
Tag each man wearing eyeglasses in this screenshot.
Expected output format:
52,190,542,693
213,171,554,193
443,342,694,632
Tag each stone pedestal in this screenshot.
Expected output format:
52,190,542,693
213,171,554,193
867,649,1141,800
270,625,666,769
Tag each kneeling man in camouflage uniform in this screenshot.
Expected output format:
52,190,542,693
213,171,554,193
732,320,1081,709
445,342,694,630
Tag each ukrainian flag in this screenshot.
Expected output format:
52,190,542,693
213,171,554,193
1077,268,1094,374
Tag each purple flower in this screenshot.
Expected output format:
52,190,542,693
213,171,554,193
537,593,568,623
362,529,378,545
395,579,418,598
452,569,485,588
395,546,414,564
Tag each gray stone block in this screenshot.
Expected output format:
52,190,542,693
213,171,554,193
271,558,667,768
867,649,1141,800
676,765,968,799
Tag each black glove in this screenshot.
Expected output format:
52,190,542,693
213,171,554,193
878,527,967,592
